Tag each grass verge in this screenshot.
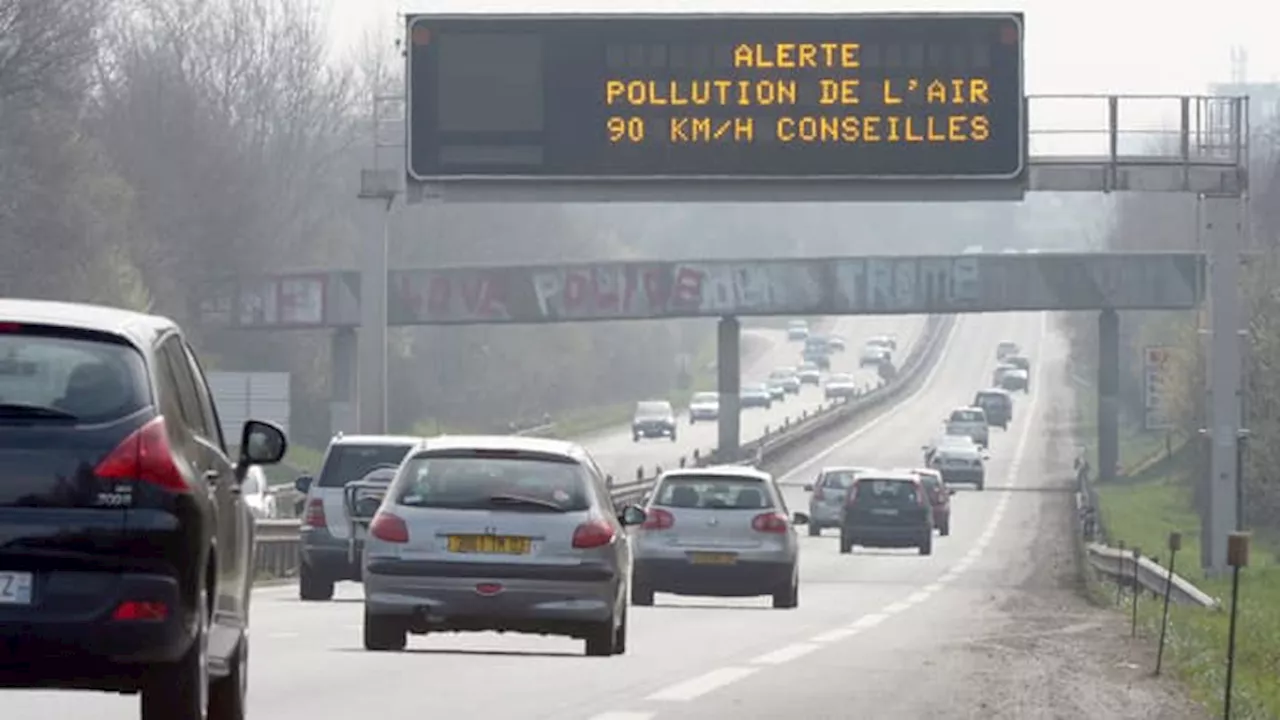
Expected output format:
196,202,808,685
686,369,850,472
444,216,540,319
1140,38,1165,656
1076,386,1280,718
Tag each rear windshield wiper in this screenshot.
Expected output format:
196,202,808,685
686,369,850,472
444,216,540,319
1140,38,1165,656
0,403,79,421
484,494,569,512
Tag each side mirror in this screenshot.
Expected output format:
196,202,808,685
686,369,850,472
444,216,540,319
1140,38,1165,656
295,475,314,494
802,483,815,492
240,420,287,465
618,505,647,526
791,512,810,525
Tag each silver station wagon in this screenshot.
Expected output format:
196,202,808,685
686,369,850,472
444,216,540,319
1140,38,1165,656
359,436,647,656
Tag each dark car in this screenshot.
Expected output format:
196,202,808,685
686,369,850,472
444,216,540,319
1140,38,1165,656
838,473,934,556
973,389,1013,429
903,467,954,536
996,341,1019,361
633,400,677,442
0,300,288,719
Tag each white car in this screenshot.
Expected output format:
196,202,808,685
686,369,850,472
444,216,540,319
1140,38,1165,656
824,372,857,400
944,406,989,448
688,391,719,423
242,466,278,520
858,345,889,368
787,320,809,341
925,435,988,490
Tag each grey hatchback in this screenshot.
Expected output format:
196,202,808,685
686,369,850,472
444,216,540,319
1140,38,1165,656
360,436,647,656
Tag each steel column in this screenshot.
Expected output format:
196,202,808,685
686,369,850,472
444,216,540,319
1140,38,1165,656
717,316,741,460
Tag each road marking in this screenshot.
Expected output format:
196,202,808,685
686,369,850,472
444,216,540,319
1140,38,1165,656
587,713,656,720
924,582,944,593
882,600,912,615
811,627,859,643
850,612,889,630
647,666,759,702
266,631,298,639
907,589,932,604
752,642,820,665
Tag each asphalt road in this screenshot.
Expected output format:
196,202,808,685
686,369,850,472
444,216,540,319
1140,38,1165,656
585,315,927,483
2,311,1057,718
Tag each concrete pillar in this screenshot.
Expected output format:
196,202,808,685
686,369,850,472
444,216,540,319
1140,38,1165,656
716,316,741,461
357,203,390,435
1097,308,1120,485
1202,194,1243,575
329,328,358,436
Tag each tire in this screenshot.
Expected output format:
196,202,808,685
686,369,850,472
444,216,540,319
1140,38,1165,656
839,534,853,554
919,535,933,556
669,432,677,443
612,605,628,655
976,479,985,491
808,522,821,537
363,608,407,652
772,573,799,609
584,616,617,656
630,582,655,606
141,594,208,720
940,520,951,537
299,563,335,602
632,434,639,443
208,635,247,720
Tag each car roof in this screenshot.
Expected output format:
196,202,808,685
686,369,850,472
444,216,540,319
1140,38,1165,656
821,466,871,474
408,434,587,459
660,465,773,482
331,434,421,446
952,405,984,413
895,467,941,477
854,471,920,483
0,298,179,348
977,388,1011,396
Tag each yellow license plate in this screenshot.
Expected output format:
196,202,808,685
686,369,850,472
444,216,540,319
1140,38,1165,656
447,535,531,555
689,552,737,566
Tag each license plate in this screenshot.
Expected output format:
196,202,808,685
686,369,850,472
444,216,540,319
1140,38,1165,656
0,571,32,605
689,552,737,565
871,508,899,516
447,535,531,555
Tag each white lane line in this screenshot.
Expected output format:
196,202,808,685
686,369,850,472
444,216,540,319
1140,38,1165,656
907,590,932,604
752,642,820,665
647,666,759,702
588,713,656,720
811,627,860,643
882,600,912,615
266,631,298,639
849,612,889,630
924,582,944,593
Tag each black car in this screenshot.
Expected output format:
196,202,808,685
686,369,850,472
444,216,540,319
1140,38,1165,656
973,389,1013,429
0,300,288,719
838,473,934,556
632,400,676,442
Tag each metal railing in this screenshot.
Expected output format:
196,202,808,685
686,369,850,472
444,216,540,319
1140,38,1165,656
1085,542,1218,609
253,313,956,580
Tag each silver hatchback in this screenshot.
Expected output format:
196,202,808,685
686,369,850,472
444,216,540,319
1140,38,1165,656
360,436,647,656
803,466,871,535
632,467,808,609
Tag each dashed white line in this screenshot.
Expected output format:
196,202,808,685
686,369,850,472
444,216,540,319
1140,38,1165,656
647,666,759,702
924,582,944,593
907,590,932,604
811,627,859,643
882,600,912,615
752,642,819,665
587,713,656,720
849,612,888,630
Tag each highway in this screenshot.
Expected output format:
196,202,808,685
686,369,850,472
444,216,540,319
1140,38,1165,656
2,311,1061,718
584,315,927,482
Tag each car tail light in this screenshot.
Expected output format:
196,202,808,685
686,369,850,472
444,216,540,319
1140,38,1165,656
572,518,616,548
915,486,928,507
641,508,674,530
94,416,187,492
112,600,168,621
303,499,327,528
751,512,789,533
0,322,22,333
370,512,409,543
845,484,860,506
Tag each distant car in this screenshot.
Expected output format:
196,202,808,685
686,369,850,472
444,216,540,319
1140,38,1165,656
803,348,832,370
827,335,846,352
360,435,648,656
688,391,719,424
867,335,897,351
787,320,809,341
797,362,821,385
633,400,677,442
996,341,1020,361
824,372,857,400
999,368,1029,393
1007,354,1031,376
838,472,934,555
973,388,1013,429
859,344,890,368
945,406,989,448
242,465,278,519
296,435,418,600
633,467,808,609
926,434,987,490
804,466,871,535
740,383,773,409
768,367,801,395
898,467,953,536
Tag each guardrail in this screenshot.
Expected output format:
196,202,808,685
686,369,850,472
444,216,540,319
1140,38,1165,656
1084,542,1218,609
253,313,956,581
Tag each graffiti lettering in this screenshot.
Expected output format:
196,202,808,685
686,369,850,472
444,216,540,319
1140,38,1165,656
400,271,509,321
534,265,671,318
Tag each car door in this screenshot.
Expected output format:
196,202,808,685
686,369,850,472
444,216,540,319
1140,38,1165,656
585,453,629,575
156,337,241,623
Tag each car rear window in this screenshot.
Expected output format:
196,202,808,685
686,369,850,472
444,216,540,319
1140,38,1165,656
654,475,775,510
819,471,860,489
317,444,414,488
692,392,718,403
394,454,590,512
0,327,149,423
636,401,670,416
853,479,920,507
949,409,984,422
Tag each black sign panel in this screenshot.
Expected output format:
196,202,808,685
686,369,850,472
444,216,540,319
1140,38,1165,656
406,13,1025,181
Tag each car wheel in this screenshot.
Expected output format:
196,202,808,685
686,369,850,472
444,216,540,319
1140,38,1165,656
612,604,628,655
976,480,985,491
670,432,677,443
772,573,799,609
839,534,853,554
141,593,208,720
299,563,335,602
630,582,655,606
808,522,821,537
208,634,247,720
919,534,933,556
363,608,407,651
632,434,639,443
940,520,951,537
584,616,618,656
